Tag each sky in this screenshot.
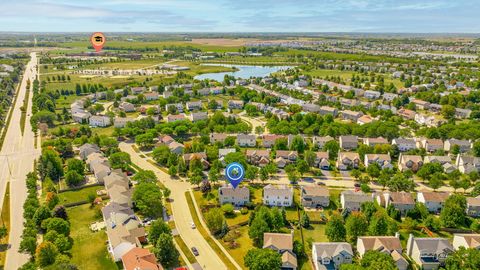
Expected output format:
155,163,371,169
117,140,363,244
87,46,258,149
0,0,479,33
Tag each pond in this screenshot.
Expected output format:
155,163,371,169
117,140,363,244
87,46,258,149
194,63,292,81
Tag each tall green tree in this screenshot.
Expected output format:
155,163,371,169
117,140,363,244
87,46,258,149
244,248,282,270
154,233,179,267
326,214,346,242
346,212,368,244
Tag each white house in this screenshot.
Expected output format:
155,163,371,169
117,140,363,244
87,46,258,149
263,184,293,207
89,115,111,127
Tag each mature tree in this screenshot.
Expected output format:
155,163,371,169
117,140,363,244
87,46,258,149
296,160,309,176
20,236,37,256
205,208,225,235
290,135,305,153
132,183,163,218
200,180,211,194
366,163,381,178
108,152,131,171
135,133,155,149
259,167,269,182
441,104,456,120
132,170,157,184
440,194,467,227
360,201,377,220
245,166,259,181
152,145,170,165
33,206,52,226
360,250,397,270
368,212,389,236
424,215,441,232
148,220,172,245
326,214,346,242
406,203,429,221
66,158,84,175
300,211,310,228
249,218,270,247
324,140,340,159
224,152,247,169
417,163,444,181
346,212,368,243
36,241,59,267
65,170,83,187
154,233,179,267
445,246,480,270
44,217,70,236
473,141,480,157
244,248,282,270
387,173,415,192
38,149,64,181
304,150,317,167
52,205,68,220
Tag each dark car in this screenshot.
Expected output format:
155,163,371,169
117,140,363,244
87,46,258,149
191,247,199,256
354,183,361,188
302,177,314,182
316,181,326,186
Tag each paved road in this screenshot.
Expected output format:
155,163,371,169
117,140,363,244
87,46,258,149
0,52,40,270
119,142,229,270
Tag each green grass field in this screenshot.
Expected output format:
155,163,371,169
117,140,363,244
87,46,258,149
58,185,104,205
68,204,119,270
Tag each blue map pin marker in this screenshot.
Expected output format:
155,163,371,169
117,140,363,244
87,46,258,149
225,162,245,189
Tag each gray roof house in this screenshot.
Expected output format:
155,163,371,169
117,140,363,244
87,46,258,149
444,139,471,153
79,143,101,160
313,136,334,149
263,232,297,270
466,197,480,217
339,135,358,150
392,138,417,152
455,155,480,174
406,235,453,270
336,152,361,171
452,234,480,250
263,184,293,207
218,184,250,206
357,236,408,270
312,242,353,270
340,191,373,211
301,186,330,208
237,134,256,147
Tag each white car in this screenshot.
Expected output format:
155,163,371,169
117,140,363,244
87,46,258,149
191,222,196,229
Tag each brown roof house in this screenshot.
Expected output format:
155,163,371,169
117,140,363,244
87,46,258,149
336,152,361,171
339,135,358,150
218,184,250,206
417,138,444,153
417,191,450,213
263,232,297,270
122,247,163,270
183,152,209,169
340,190,373,211
312,136,334,149
452,234,480,250
398,154,423,172
275,150,298,168
301,186,330,208
376,192,415,214
357,235,408,270
406,235,453,270
315,152,330,170
246,149,271,167
466,196,480,217
363,137,389,147
262,134,286,148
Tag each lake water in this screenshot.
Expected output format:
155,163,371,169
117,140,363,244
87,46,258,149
194,64,292,81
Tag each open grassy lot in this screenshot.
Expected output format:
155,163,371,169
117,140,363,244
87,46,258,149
219,225,251,270
68,204,119,270
58,185,104,205
0,183,11,268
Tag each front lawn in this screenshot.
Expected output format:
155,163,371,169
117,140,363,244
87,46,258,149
58,185,104,205
68,204,119,270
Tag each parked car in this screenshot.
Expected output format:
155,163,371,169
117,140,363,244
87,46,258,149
191,247,199,256
316,181,325,186
191,222,196,229
302,177,314,182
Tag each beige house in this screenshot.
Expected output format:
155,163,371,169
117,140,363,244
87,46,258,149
444,139,471,153
406,235,453,270
340,191,373,211
417,139,444,153
246,149,271,167
312,242,353,270
398,154,423,172
455,155,480,174
263,232,297,270
336,152,361,170
364,153,392,169
452,234,480,250
363,137,389,147
339,135,358,150
315,152,330,170
312,136,334,149
417,191,450,213
466,196,480,217
237,134,256,147
357,235,408,270
301,186,330,208
218,184,250,206
376,192,415,214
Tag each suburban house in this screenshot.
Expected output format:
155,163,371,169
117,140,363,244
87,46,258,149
104,169,132,207
444,139,471,153
319,106,338,117
417,139,444,152
364,153,392,169
166,114,186,123
167,141,184,155
183,152,209,169
336,152,361,170
417,192,450,213
357,236,408,270
79,143,101,160
411,99,431,110
397,108,417,120
340,191,373,211
406,235,453,270
186,101,203,111
364,90,381,99
114,117,135,128
315,152,330,170
392,138,417,152
144,92,159,101
383,93,398,101
452,234,480,250
237,134,256,147
228,100,244,109
301,186,330,208
262,134,286,148
263,184,293,207
246,149,271,167
357,115,374,125
263,232,297,270
121,247,163,270
89,115,111,127
376,192,415,214
424,156,455,173
455,108,472,119
341,110,363,122
313,136,334,149
165,103,184,113
466,196,480,217
275,150,298,168
131,86,145,94
398,154,423,172
312,242,353,270
210,133,228,144
339,135,358,150
363,137,389,147
455,155,480,174
72,111,91,124
218,184,250,206
189,112,208,122
302,103,321,113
